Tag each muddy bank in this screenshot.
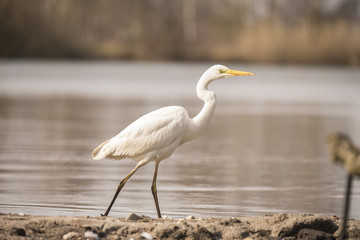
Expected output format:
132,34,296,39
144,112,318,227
1,213,359,240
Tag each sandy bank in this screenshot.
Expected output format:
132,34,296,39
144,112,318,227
1,213,359,240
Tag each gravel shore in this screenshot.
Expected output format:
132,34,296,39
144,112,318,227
1,213,359,240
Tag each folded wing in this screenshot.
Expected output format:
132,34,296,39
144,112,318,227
92,106,189,161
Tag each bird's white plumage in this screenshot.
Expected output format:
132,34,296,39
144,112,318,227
92,106,191,162
92,64,253,217
92,65,233,163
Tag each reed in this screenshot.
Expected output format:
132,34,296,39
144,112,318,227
1,0,359,65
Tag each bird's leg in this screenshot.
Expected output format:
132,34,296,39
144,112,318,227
102,161,147,217
151,161,162,218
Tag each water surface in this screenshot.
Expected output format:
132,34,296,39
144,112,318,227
0,61,360,219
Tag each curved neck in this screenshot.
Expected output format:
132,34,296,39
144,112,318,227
191,73,217,135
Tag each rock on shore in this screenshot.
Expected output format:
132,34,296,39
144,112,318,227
1,213,359,239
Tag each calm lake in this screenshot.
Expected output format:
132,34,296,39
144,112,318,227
0,61,360,219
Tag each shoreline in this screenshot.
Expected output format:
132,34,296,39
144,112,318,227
1,213,360,239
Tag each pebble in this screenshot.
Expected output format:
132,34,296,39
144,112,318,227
161,215,173,220
125,213,142,221
141,232,153,240
186,215,196,220
84,231,100,240
63,231,79,240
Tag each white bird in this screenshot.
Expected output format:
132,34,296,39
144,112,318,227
92,64,253,217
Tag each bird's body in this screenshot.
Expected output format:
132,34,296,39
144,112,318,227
92,65,253,217
92,106,192,163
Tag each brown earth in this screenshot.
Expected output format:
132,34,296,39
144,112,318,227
1,213,359,240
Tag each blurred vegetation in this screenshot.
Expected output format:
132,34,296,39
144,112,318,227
0,0,360,65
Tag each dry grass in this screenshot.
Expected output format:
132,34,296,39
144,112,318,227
213,20,360,65
1,1,359,65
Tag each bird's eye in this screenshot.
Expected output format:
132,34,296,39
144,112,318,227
219,69,227,74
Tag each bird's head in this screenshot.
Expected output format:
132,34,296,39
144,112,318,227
197,64,254,97
204,65,254,81
205,64,254,81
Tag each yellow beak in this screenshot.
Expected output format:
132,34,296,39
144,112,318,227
226,69,254,76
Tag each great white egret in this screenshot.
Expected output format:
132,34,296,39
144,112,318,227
92,64,253,217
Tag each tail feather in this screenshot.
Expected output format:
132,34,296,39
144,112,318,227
92,139,110,160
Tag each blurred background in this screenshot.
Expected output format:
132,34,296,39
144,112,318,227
1,0,360,64
1,0,360,219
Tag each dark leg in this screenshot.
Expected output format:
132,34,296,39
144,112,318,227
340,174,353,240
151,161,161,218
102,161,147,217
